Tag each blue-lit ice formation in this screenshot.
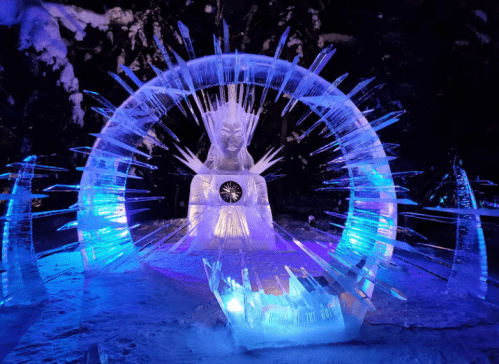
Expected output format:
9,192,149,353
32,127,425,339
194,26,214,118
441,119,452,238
421,165,489,299
402,163,494,300
449,165,488,299
1,156,56,306
79,21,411,347
177,84,278,251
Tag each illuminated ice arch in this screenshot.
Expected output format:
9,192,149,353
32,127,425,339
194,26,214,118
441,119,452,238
77,24,406,346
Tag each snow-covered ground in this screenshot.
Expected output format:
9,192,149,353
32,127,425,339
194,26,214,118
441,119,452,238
1,218,498,363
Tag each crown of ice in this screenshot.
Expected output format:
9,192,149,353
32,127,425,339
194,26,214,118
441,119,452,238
201,84,260,147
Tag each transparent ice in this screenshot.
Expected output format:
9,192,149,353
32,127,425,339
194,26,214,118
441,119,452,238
1,156,49,306
73,21,419,348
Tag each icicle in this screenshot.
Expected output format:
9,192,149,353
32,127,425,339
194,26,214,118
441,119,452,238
0,172,44,179
234,49,241,84
140,219,191,258
247,84,256,112
332,73,349,88
426,207,499,217
149,63,188,117
156,122,180,142
91,107,113,118
263,168,286,182
36,241,82,259
83,90,117,111
348,197,417,205
109,71,135,95
134,223,170,246
223,19,230,53
392,171,423,178
353,83,385,105
373,118,400,132
275,54,300,102
120,65,144,88
318,185,407,193
296,109,313,126
58,220,78,231
258,27,290,112
44,184,80,192
298,119,323,141
172,50,205,122
394,255,448,281
121,196,164,203
324,250,407,300
177,21,196,60
0,207,80,222
284,266,314,308
282,45,336,115
0,193,48,201
310,140,340,156
346,77,375,99
338,156,397,169
76,167,142,180
153,35,196,120
96,112,167,150
70,146,157,170
5,163,67,172
213,34,226,101
89,133,152,159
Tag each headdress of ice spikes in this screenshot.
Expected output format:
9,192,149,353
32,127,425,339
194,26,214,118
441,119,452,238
175,84,283,174
202,84,260,149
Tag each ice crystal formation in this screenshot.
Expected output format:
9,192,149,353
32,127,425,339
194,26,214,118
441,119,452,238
0,18,494,351
66,20,412,348
0,156,68,306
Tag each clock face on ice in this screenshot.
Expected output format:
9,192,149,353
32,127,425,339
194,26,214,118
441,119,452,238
219,181,243,203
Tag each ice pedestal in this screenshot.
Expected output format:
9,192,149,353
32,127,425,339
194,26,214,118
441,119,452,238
187,173,276,251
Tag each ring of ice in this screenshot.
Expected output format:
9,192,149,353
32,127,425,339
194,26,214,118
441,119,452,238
75,23,404,348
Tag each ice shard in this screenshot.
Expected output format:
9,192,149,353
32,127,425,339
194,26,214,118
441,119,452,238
78,20,405,348
1,156,47,306
446,165,488,299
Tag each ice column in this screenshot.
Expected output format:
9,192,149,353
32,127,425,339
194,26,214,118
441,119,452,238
1,156,46,306
447,165,488,299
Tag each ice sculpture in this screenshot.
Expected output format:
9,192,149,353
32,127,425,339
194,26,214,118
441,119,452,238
419,165,489,299
79,20,412,348
0,156,67,306
447,165,488,298
402,163,494,300
176,85,279,251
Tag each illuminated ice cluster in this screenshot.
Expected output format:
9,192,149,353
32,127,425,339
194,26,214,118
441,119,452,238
2,19,494,350
69,21,409,347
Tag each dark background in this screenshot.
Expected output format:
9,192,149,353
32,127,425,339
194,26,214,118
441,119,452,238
0,0,498,261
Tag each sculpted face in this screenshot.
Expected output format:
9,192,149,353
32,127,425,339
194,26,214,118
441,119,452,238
217,119,245,158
